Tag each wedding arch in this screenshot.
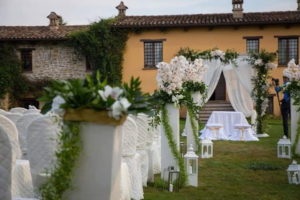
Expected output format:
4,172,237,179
201,56,256,123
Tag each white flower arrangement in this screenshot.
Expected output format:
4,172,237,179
41,72,149,121
182,58,208,83
156,56,186,95
210,49,225,60
283,59,300,81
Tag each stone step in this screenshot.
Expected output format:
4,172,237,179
198,101,234,123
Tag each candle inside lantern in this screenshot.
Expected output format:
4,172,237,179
188,165,193,174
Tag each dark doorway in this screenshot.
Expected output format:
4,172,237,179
209,72,226,101
20,98,39,109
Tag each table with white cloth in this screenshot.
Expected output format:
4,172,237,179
199,111,258,141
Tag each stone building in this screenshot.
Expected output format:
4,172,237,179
0,12,89,107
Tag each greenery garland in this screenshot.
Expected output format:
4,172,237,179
68,18,128,85
247,50,277,135
39,121,81,200
186,106,201,154
177,47,239,64
161,106,187,186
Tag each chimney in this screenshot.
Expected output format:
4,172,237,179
298,0,300,11
232,0,244,18
116,1,128,17
47,12,62,30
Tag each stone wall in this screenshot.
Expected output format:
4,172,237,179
17,42,88,80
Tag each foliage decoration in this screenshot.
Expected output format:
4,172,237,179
177,47,239,64
0,43,29,106
247,50,277,135
68,18,128,85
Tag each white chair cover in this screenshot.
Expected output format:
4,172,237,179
15,113,42,156
2,112,23,124
0,126,35,199
12,160,35,198
26,116,59,189
136,114,149,150
122,155,144,200
121,115,144,200
10,107,28,114
150,126,161,174
120,161,132,200
136,113,151,186
121,116,137,156
23,107,40,115
0,114,22,160
0,126,13,200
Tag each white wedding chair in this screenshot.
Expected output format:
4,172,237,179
15,113,42,157
0,125,13,200
2,112,23,124
121,115,143,200
0,114,22,159
136,113,150,187
26,115,59,190
0,125,36,200
149,125,161,175
10,107,28,114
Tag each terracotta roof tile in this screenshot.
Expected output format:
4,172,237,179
0,25,88,41
113,11,300,28
0,11,299,40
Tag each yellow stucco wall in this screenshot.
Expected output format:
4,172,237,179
122,24,300,116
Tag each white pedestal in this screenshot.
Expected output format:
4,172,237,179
65,122,123,200
186,92,201,153
291,99,300,155
161,104,180,180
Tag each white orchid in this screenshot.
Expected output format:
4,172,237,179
254,58,264,66
283,59,300,81
211,49,225,60
109,97,131,120
156,56,185,94
98,85,123,101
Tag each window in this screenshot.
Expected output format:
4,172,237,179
142,39,165,68
278,37,298,65
86,56,92,71
246,39,259,54
20,49,33,71
243,36,262,54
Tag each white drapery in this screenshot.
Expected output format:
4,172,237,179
202,56,256,121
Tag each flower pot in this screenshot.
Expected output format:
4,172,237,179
161,104,180,180
64,109,125,200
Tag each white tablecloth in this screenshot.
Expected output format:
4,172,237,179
200,111,258,141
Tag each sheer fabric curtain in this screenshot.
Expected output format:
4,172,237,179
222,56,257,124
203,59,224,102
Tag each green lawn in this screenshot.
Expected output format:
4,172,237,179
144,119,300,200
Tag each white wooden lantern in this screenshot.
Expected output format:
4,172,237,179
287,160,300,184
184,144,199,187
200,139,213,158
277,135,292,159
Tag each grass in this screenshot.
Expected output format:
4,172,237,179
143,119,300,200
